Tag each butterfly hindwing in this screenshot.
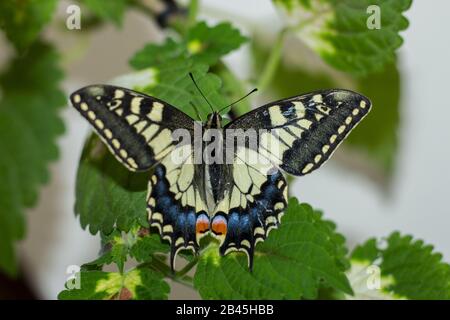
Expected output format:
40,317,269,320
146,145,210,270
225,89,371,176
70,85,194,172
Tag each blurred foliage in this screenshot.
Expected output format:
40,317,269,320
75,21,245,237
80,0,129,26
0,42,65,276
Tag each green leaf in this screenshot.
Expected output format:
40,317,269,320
58,267,170,300
194,198,351,299
349,232,450,299
0,42,65,276
129,38,188,69
81,0,129,26
0,0,58,50
275,0,412,76
382,233,450,299
344,261,401,300
0,160,24,276
75,134,149,235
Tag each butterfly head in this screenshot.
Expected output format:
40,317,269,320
205,112,222,129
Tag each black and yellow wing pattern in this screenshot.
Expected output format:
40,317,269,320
71,85,371,271
226,89,371,176
71,85,206,270
217,89,371,268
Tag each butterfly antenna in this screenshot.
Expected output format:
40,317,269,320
189,72,215,113
190,101,203,121
218,88,258,114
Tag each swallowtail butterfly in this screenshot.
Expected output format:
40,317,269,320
70,79,371,271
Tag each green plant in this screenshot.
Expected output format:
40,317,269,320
2,0,449,300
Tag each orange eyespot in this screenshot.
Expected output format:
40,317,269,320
211,216,227,235
196,215,210,234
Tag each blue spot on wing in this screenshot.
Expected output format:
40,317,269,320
218,170,287,270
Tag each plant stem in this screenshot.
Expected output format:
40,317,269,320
257,28,287,91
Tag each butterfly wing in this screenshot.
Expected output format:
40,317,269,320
71,85,371,271
146,144,210,270
71,85,208,270
210,147,288,270
225,89,371,176
216,89,371,268
70,85,195,171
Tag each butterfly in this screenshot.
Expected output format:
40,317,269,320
70,77,371,271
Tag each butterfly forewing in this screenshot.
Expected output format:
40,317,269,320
70,85,194,171
210,146,288,270
225,89,371,176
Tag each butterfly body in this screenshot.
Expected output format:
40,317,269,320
70,84,371,271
